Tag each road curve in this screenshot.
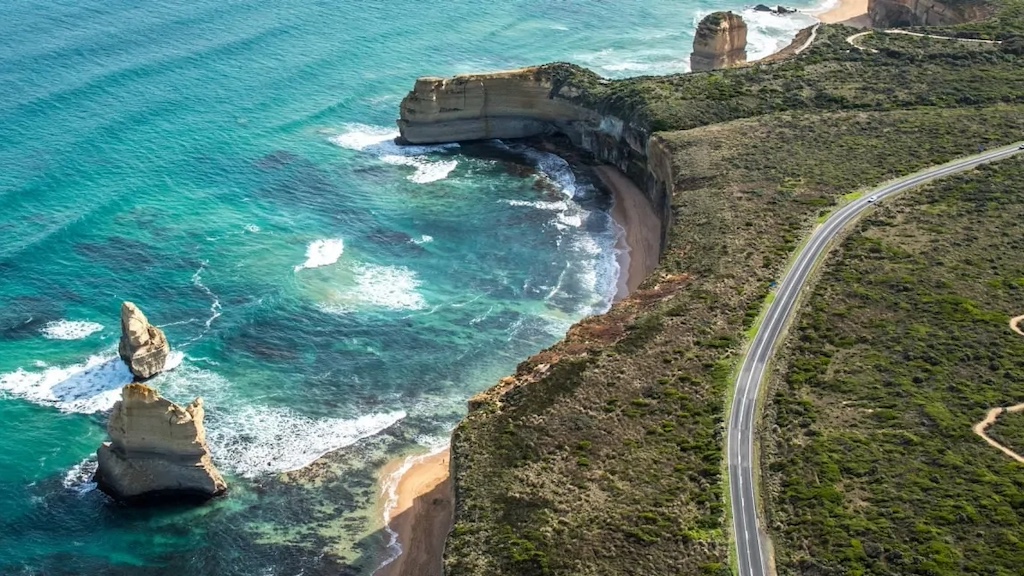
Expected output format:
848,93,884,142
728,142,1024,576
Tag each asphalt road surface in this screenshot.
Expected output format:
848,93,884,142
727,142,1024,576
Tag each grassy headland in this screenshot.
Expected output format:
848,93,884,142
443,5,1024,575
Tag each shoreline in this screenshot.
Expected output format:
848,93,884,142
370,7,861,569
814,0,870,26
372,165,660,575
375,448,452,576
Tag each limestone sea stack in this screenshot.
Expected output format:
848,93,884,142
690,11,748,72
94,383,227,503
118,301,170,380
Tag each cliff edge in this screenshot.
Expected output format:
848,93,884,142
868,0,988,26
690,11,748,72
397,64,674,252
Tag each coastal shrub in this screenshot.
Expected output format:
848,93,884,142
763,158,1024,575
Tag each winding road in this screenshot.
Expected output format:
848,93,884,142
728,142,1024,576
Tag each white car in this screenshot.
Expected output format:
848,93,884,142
1019,143,1024,150
867,195,878,203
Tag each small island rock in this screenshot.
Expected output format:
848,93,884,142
118,301,170,380
95,383,227,503
691,11,748,72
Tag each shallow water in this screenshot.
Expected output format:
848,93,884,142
0,1,820,573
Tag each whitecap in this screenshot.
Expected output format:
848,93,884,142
244,224,261,233
0,352,183,414
411,235,433,245
329,124,459,184
40,320,104,340
205,407,407,478
294,238,345,272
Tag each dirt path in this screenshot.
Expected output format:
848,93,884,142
846,29,1003,50
971,315,1024,463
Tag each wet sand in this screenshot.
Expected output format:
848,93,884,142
376,450,452,576
595,165,663,299
374,165,663,575
816,0,870,26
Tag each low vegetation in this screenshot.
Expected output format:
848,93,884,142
763,157,1024,575
445,5,1024,575
989,409,1024,457
444,101,1024,576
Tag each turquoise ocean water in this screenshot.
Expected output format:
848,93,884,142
0,1,819,573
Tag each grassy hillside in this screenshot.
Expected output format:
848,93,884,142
443,7,1024,576
554,25,1024,133
763,157,1024,575
444,103,1024,576
989,410,1024,457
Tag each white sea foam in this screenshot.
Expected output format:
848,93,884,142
0,351,180,413
500,199,569,211
63,458,98,495
736,9,819,62
206,407,407,478
330,124,459,184
40,320,104,340
412,234,433,244
244,223,261,233
321,263,427,313
294,238,345,272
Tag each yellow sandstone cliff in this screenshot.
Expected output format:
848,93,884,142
397,64,674,250
690,11,748,72
868,0,988,27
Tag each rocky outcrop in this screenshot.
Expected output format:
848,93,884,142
118,302,170,380
690,12,748,72
397,64,674,253
868,0,986,27
94,383,226,503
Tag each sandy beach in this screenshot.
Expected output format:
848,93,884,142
816,0,870,26
376,450,452,576
373,165,662,575
595,166,663,299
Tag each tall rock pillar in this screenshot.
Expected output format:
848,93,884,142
690,11,748,72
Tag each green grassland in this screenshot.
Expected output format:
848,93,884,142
443,6,1024,576
989,409,1024,457
763,157,1024,576
444,102,1024,576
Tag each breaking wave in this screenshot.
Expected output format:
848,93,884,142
294,238,345,272
330,124,459,184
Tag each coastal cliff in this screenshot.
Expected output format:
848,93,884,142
690,11,748,71
868,0,986,26
397,64,674,251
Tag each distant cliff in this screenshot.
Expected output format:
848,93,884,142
868,0,987,26
690,11,748,71
398,64,674,251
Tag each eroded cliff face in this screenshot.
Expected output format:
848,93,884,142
868,0,986,27
95,383,227,503
397,64,673,251
690,11,748,72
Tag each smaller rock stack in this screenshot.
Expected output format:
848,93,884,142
690,11,748,72
118,302,170,380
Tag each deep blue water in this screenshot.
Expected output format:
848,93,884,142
0,1,818,573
